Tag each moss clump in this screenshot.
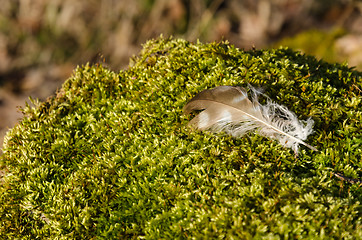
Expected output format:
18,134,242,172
274,28,362,70
1,37,361,239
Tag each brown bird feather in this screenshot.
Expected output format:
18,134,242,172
184,86,317,152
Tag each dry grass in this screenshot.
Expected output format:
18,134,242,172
1,0,361,71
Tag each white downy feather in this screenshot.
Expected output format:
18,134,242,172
183,86,317,153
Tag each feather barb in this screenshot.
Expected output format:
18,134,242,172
183,86,317,152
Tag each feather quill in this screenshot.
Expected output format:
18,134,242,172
183,86,317,152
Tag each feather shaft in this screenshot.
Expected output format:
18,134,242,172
224,104,318,151
184,86,317,152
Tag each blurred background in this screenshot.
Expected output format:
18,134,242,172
0,0,361,149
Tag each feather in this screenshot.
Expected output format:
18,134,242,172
183,86,317,152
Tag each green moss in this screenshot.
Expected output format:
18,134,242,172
274,28,352,68
1,37,361,239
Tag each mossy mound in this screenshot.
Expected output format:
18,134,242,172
1,37,361,239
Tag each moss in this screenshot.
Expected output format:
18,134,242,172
0,37,361,239
274,28,360,69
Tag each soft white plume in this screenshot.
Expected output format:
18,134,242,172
183,85,317,153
